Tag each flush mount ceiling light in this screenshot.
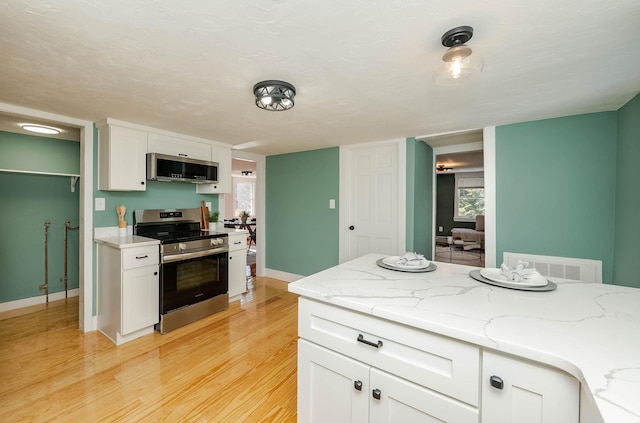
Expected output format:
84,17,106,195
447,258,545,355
253,80,296,111
434,26,482,86
20,123,62,135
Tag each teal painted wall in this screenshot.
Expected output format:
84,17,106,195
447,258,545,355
495,112,617,283
0,131,80,175
265,147,339,276
406,138,433,256
0,132,80,303
92,126,218,227
406,139,416,251
613,93,640,287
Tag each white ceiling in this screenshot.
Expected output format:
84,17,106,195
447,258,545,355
1,0,639,156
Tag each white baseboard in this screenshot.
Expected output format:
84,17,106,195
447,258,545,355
263,268,304,283
0,289,80,313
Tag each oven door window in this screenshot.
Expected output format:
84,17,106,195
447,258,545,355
161,252,228,314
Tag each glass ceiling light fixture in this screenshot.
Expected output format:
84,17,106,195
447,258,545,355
434,26,482,86
20,123,62,135
253,80,296,111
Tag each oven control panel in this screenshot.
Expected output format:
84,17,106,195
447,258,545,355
160,211,183,219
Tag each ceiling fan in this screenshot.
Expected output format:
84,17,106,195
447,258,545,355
436,164,453,172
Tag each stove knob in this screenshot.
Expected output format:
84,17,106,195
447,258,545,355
179,243,187,251
211,239,217,246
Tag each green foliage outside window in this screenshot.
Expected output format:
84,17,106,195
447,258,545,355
458,188,485,218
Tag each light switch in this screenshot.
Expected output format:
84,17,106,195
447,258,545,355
95,197,105,211
329,199,336,209
205,202,212,211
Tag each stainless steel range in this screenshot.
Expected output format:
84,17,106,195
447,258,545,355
134,208,229,334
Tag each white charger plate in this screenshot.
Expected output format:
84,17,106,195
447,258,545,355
480,268,548,287
382,256,431,269
470,269,556,292
377,258,437,273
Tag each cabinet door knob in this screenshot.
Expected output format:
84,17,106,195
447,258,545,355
372,388,381,400
349,225,355,230
354,380,363,391
490,375,504,390
141,181,145,185
154,272,158,276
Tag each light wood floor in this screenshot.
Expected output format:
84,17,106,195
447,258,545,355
0,277,299,422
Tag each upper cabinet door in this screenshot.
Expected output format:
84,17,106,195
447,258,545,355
196,145,232,194
147,132,211,161
98,125,147,191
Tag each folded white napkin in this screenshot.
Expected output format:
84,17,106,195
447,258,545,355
500,260,540,282
396,252,426,267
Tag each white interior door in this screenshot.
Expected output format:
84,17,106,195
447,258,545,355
342,141,403,261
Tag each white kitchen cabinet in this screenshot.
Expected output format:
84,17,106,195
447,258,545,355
196,144,232,194
147,132,211,161
298,339,478,423
481,350,579,423
98,244,159,345
227,231,247,301
297,298,480,423
98,124,147,191
298,339,369,423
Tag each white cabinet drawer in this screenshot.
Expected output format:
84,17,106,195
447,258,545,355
298,297,480,406
122,246,158,270
227,232,247,252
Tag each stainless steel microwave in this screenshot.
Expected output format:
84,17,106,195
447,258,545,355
146,153,218,184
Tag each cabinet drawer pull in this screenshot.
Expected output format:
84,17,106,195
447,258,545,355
372,388,381,400
354,380,363,391
490,375,504,390
233,241,242,245
357,334,383,349
135,255,149,259
178,153,188,157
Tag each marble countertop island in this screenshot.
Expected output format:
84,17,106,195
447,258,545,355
288,253,640,423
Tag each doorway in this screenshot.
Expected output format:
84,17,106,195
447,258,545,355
423,130,485,267
228,151,265,278
0,106,93,331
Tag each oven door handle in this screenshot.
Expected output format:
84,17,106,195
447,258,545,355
163,247,228,263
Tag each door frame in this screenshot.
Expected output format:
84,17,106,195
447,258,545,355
424,126,496,268
339,138,407,263
0,101,94,331
230,150,265,276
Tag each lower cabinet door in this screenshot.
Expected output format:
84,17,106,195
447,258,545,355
481,351,579,423
228,249,247,299
298,339,369,423
370,368,478,423
121,265,159,335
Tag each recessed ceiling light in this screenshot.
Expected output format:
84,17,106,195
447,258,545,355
20,124,62,135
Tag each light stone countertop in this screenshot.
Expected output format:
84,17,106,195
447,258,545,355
288,253,640,423
93,234,160,249
94,226,245,249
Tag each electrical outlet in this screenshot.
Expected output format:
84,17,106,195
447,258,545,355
205,202,212,211
95,197,105,211
329,199,336,209
438,226,443,233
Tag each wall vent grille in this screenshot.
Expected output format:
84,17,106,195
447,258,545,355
503,252,602,283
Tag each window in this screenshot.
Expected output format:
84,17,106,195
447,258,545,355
454,173,484,221
234,180,255,216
